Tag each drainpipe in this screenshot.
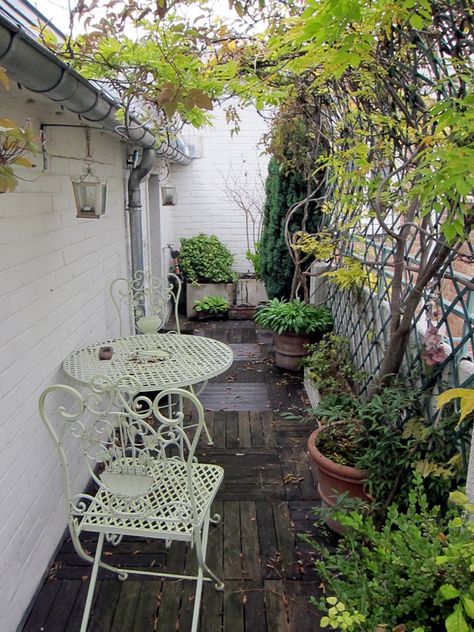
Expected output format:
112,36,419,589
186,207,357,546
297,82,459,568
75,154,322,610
128,148,155,279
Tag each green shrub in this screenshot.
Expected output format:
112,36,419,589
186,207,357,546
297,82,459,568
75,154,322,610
179,233,234,283
254,298,332,335
259,157,322,299
309,477,474,632
193,296,229,314
302,334,364,395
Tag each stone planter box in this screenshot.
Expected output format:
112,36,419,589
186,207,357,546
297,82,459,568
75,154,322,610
186,282,234,318
235,278,267,306
228,304,258,320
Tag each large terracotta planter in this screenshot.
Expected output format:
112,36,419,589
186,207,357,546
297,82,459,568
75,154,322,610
307,423,370,533
273,332,311,371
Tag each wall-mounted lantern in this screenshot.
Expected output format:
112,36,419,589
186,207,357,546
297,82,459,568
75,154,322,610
161,183,178,206
72,129,107,219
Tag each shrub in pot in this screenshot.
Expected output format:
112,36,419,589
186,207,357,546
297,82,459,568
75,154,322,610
308,381,470,530
307,477,474,632
193,295,229,320
254,298,332,370
179,233,235,316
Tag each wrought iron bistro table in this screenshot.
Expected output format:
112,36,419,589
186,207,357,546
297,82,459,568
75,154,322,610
63,333,234,392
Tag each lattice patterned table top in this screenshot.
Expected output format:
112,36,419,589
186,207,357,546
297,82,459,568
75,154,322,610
63,334,234,390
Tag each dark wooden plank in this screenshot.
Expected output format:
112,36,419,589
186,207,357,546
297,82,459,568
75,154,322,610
262,411,277,448
240,502,260,582
250,411,264,447
223,501,241,579
156,540,186,630
229,344,262,361
223,580,245,632
23,580,61,631
287,581,322,632
256,503,281,580
264,580,289,631
273,502,300,580
242,581,267,631
132,581,160,632
89,580,122,632
238,411,252,448
200,583,223,631
225,411,240,449
110,580,141,632
211,410,226,449
43,579,82,631
199,384,271,412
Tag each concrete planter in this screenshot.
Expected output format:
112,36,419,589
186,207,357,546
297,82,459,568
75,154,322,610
186,282,234,318
235,278,267,306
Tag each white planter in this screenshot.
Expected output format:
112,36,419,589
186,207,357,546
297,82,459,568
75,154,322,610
304,368,321,409
186,282,234,317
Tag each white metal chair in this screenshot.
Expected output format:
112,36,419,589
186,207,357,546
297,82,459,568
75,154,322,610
39,377,224,632
110,270,181,335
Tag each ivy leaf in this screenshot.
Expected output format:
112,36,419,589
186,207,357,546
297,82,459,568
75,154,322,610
445,606,469,632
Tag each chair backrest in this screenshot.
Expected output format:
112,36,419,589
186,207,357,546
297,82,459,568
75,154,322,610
39,378,206,524
110,270,181,336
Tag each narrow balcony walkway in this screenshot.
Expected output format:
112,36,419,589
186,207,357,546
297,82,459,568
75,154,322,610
23,320,327,632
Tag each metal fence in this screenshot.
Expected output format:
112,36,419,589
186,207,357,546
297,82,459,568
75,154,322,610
320,212,474,395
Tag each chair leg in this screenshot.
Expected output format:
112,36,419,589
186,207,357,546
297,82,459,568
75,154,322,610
191,510,224,632
80,531,105,632
188,384,213,445
69,520,128,580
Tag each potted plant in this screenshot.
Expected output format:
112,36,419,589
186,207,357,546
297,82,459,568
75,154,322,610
307,380,470,532
193,295,229,320
308,478,474,631
254,298,332,370
179,233,236,317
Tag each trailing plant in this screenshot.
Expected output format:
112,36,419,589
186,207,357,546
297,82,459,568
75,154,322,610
193,295,229,314
179,234,235,284
308,476,474,632
301,334,364,395
254,298,332,336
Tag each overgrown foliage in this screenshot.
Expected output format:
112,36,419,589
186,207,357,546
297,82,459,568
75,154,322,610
309,479,474,632
179,233,235,283
254,298,332,335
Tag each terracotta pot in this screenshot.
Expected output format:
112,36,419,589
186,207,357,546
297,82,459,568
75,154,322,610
273,332,311,371
307,422,370,534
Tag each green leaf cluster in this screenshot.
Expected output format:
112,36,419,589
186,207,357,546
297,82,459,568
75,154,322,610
254,298,332,335
310,476,474,632
193,295,229,314
179,233,235,283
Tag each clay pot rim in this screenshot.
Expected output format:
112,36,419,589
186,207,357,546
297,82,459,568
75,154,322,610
308,422,368,480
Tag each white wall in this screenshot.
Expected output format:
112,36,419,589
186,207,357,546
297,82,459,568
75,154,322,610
0,85,133,631
169,103,270,273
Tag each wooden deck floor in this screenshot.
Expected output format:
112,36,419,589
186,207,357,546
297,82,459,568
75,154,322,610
22,320,329,632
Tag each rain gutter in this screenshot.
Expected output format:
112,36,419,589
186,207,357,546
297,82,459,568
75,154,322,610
0,10,192,164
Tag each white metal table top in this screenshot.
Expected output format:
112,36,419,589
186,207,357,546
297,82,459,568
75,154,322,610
63,334,234,390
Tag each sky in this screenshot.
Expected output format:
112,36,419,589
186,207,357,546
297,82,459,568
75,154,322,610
33,0,72,33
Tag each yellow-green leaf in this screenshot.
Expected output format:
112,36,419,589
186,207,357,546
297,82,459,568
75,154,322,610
13,157,33,168
0,66,9,90
445,606,469,632
462,596,474,619
437,389,474,421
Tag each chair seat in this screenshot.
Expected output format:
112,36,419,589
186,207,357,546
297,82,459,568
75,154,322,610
76,460,224,540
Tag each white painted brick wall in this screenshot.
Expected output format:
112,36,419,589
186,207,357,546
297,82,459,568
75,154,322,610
169,104,270,273
0,86,133,631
